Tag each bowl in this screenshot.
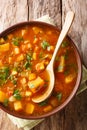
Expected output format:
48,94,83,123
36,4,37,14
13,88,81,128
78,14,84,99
0,21,82,119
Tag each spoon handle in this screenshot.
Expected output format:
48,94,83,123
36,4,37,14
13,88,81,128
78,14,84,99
49,11,74,67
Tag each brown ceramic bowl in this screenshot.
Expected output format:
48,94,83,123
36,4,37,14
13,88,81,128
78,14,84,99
0,21,82,119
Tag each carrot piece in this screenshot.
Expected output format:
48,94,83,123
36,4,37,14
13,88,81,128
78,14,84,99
0,43,10,52
43,105,53,112
0,91,7,102
25,103,35,114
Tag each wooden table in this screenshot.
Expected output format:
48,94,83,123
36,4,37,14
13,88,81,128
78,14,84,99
0,0,87,130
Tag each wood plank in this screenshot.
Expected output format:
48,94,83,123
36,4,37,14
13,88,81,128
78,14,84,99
62,0,87,130
64,91,87,130
0,0,28,32
28,0,61,28
0,110,22,130
0,0,28,130
62,0,87,67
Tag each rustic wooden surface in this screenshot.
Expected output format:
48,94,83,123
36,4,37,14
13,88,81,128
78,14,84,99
0,0,87,130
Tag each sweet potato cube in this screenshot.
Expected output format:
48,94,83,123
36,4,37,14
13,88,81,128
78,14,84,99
14,47,20,54
33,37,38,44
16,54,24,62
25,103,35,114
35,62,45,71
0,43,10,52
29,73,36,81
25,91,32,97
33,52,37,60
21,29,27,36
0,38,5,43
14,101,22,111
47,46,54,52
0,91,7,102
28,76,45,93
43,105,53,113
65,74,76,83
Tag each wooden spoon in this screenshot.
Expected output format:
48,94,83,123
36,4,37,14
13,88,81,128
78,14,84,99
32,11,75,103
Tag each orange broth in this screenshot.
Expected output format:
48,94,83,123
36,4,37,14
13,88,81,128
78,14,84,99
0,24,78,116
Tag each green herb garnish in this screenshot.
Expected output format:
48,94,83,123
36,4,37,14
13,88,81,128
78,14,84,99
39,100,48,106
13,89,22,100
0,67,10,86
39,52,44,59
62,41,69,48
56,93,62,101
26,53,32,61
3,99,9,106
9,75,17,85
12,37,23,46
41,40,50,49
24,61,32,70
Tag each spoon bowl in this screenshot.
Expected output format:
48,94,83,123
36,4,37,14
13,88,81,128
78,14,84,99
32,11,75,103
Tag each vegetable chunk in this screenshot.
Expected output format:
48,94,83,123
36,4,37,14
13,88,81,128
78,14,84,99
14,101,22,111
58,56,65,72
0,43,10,52
35,62,45,71
16,54,24,62
25,103,35,114
65,73,76,83
29,73,36,81
43,105,53,112
0,91,7,102
28,76,45,93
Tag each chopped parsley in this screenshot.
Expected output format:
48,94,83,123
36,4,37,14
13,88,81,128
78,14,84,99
41,40,50,49
39,52,44,59
24,61,32,70
9,75,17,85
24,53,33,70
12,37,23,46
39,100,48,106
0,67,10,86
56,92,62,101
26,53,33,61
13,89,22,100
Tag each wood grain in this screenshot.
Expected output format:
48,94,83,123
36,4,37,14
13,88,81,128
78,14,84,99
0,0,28,32
28,0,61,28
0,110,22,130
62,0,87,67
0,0,87,130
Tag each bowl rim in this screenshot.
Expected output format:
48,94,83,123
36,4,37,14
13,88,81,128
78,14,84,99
0,21,82,119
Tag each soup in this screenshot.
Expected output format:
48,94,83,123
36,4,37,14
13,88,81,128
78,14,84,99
0,23,78,116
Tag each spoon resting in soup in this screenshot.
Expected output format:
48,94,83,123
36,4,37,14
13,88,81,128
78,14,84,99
32,11,75,103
